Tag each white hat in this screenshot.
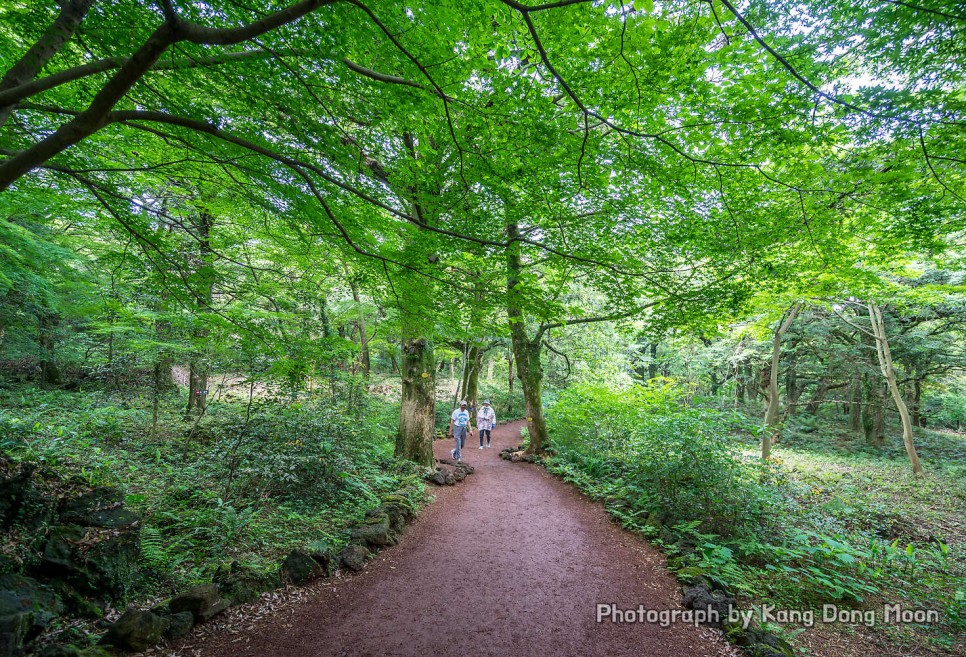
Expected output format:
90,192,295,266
482,400,490,405
459,400,467,406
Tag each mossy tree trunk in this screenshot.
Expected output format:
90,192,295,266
506,221,549,454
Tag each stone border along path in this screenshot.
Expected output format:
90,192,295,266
177,420,738,657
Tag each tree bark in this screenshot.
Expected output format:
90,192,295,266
911,377,922,427
868,302,924,474
348,278,370,376
763,303,801,459
396,333,435,467
464,344,484,407
392,131,437,466
847,373,863,433
0,0,95,129
506,221,549,454
38,311,62,386
807,377,829,414
862,381,885,448
185,211,214,417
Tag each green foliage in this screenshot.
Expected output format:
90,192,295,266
0,385,420,592
545,380,965,650
548,381,775,535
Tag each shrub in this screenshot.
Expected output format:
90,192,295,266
547,382,778,536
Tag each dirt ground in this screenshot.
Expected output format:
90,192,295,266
175,421,737,657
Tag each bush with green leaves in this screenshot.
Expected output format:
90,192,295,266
547,382,777,536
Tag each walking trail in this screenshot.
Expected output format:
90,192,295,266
181,421,736,657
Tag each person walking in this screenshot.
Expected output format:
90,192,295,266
477,399,496,449
450,400,472,462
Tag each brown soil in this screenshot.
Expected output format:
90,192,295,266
177,420,737,657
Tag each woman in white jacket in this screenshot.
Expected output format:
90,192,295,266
477,400,496,449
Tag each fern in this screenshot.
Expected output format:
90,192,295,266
140,526,169,570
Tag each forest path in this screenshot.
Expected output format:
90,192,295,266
182,420,734,657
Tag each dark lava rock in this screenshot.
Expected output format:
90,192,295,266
101,609,166,652
163,611,194,641
338,544,369,572
681,584,735,628
59,489,138,530
0,466,55,531
169,584,227,622
280,550,324,585
84,531,139,596
0,611,33,656
214,563,281,605
38,525,139,597
427,470,447,486
350,513,393,548
39,525,87,574
0,573,63,630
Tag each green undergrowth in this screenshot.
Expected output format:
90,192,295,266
544,382,966,656
0,382,423,598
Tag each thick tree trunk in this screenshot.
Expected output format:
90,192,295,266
506,221,548,454
868,303,923,474
486,356,494,383
763,303,801,459
395,335,435,467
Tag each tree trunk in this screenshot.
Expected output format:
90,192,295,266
868,302,924,474
349,279,370,376
785,340,800,415
396,335,435,467
393,132,437,466
862,382,885,448
911,378,922,427
648,342,658,380
38,311,62,386
186,211,214,417
847,373,863,433
763,303,801,459
464,344,483,406
807,377,830,414
507,221,549,454
486,356,494,383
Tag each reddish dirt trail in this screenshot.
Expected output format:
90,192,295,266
184,421,735,657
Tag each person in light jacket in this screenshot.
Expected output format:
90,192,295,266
477,400,496,449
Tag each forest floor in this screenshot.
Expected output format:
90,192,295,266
172,420,737,657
